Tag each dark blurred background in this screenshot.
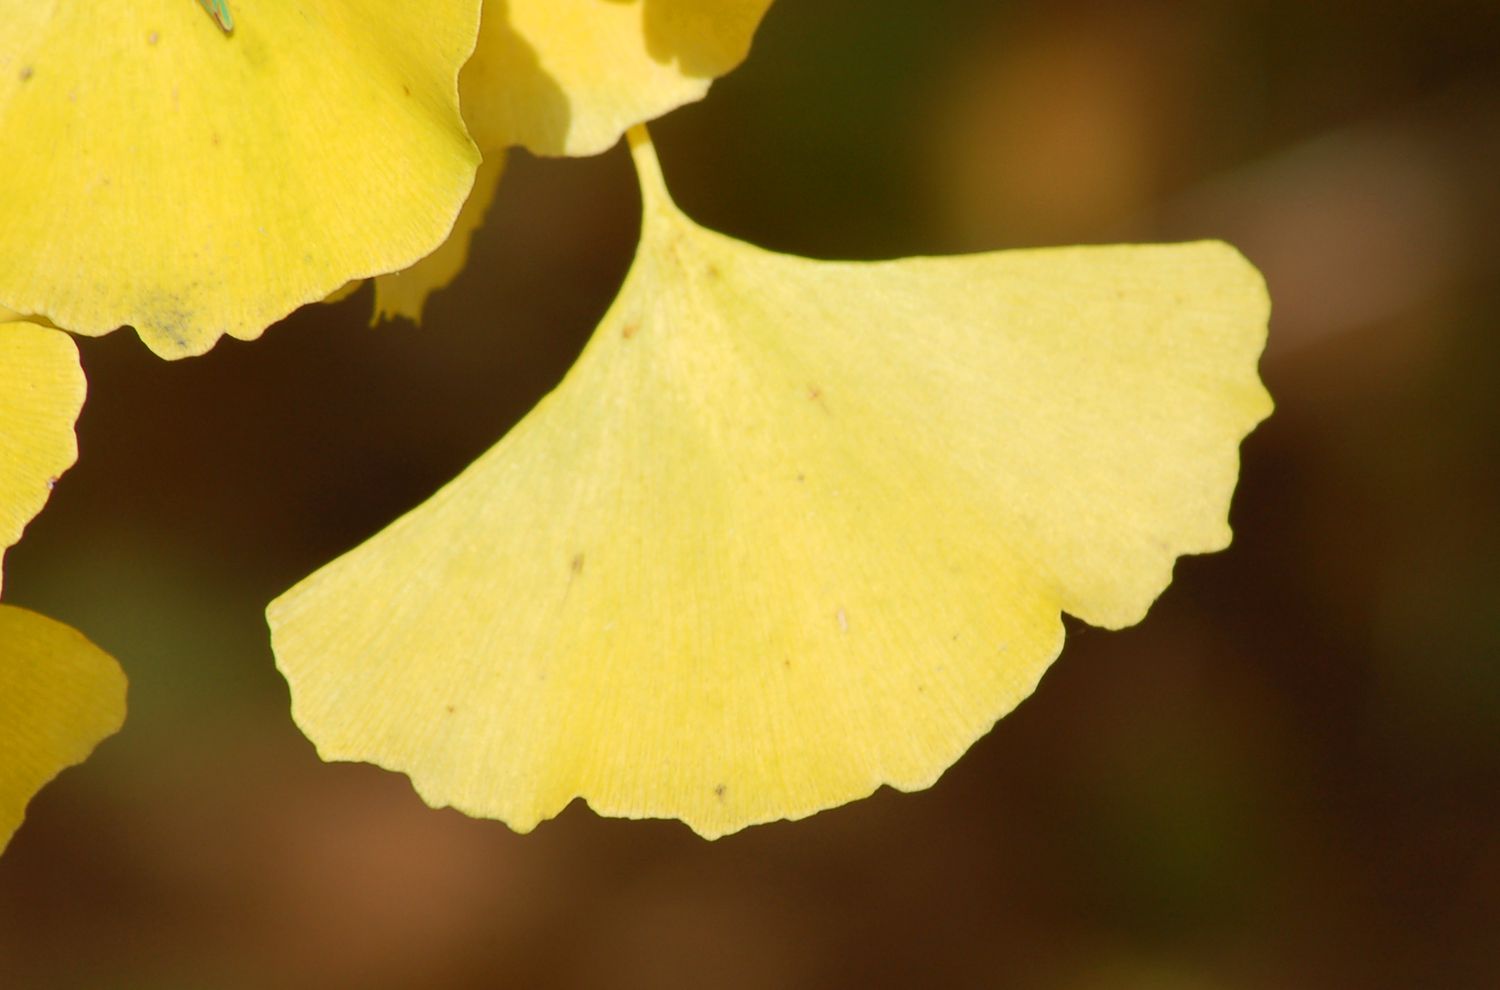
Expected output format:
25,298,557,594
3,0,1498,986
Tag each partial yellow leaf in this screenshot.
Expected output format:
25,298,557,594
477,0,773,156
1,605,127,854
0,322,84,597
269,132,1271,838
0,0,481,358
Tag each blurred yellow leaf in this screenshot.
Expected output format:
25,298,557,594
373,150,507,324
1,605,126,854
320,281,365,307
269,130,1271,838
0,0,480,358
0,322,84,597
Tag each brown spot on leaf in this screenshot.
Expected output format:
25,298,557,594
570,553,585,576
714,784,727,800
18,66,33,82
621,322,639,340
806,384,830,413
445,704,456,715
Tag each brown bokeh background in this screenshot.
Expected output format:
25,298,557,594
4,1,1498,986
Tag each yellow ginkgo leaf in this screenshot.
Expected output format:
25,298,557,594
0,322,85,597
269,129,1272,838
0,0,481,358
477,0,773,157
1,605,127,854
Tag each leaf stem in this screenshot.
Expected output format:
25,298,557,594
626,124,672,215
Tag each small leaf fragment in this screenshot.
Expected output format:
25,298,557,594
373,150,507,324
1,605,127,854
